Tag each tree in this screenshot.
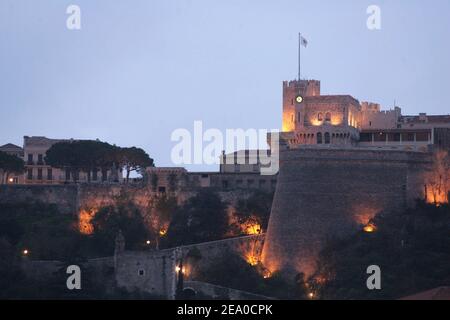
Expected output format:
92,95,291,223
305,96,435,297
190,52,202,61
165,190,228,247
313,201,450,300
91,201,150,255
195,251,306,299
45,140,117,183
118,147,154,183
0,151,25,184
231,191,274,235
424,151,450,205
149,195,178,249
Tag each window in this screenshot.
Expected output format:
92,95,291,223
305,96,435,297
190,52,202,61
47,169,52,180
37,169,43,180
65,169,71,181
158,186,166,193
324,132,331,144
325,112,331,122
201,174,209,178
92,168,98,181
27,169,33,180
38,154,44,165
369,121,372,127
138,269,145,276
317,132,323,144
298,112,301,122
27,154,33,165
318,113,323,121
247,179,254,186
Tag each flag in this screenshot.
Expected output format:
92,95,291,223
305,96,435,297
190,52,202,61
300,35,308,48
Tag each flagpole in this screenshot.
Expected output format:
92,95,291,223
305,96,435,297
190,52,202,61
298,33,301,80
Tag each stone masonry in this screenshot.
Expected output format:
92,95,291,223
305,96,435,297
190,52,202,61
261,147,432,278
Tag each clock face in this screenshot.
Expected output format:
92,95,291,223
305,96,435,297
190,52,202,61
296,95,303,103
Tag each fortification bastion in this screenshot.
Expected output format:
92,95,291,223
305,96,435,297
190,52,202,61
261,147,432,278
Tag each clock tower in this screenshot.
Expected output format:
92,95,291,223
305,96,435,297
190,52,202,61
282,79,321,132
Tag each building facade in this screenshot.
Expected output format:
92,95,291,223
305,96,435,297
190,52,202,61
146,166,277,194
281,79,450,152
261,77,450,278
1,136,122,185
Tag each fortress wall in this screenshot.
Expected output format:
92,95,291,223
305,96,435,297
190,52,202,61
261,148,431,278
0,184,78,214
115,250,176,298
0,184,154,215
184,281,273,300
21,257,115,292
0,183,261,216
18,235,264,299
115,234,265,299
77,183,154,211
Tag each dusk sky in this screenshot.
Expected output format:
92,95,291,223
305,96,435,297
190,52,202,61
1,0,449,171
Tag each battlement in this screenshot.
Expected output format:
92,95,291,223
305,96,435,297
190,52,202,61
361,102,402,116
361,101,381,112
283,79,321,89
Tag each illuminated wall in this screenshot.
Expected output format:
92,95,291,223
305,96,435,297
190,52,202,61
261,148,431,278
282,80,320,132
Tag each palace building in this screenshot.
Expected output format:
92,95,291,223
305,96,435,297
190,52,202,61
281,79,450,152
261,78,450,278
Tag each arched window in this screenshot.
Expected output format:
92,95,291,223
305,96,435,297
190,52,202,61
317,132,323,144
318,113,323,121
325,112,331,122
325,132,331,144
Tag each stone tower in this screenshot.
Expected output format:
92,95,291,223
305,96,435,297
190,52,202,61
282,80,320,132
261,147,430,279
